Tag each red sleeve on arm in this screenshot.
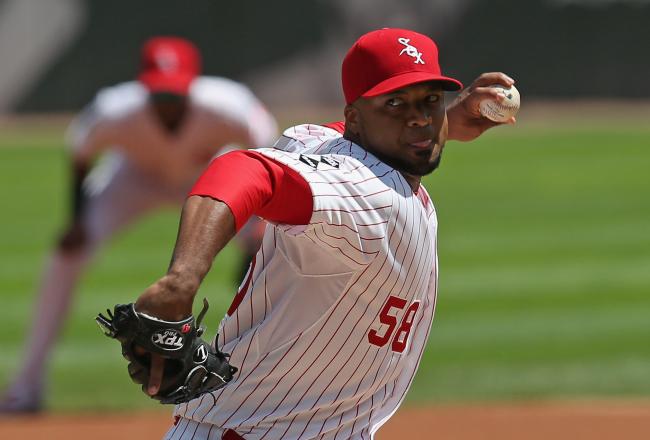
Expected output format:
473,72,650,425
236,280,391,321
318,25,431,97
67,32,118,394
189,150,312,231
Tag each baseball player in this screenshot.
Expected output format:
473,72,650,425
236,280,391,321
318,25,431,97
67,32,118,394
0,36,278,413
104,28,515,439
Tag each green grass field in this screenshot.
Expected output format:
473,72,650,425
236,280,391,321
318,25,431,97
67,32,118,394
1,116,649,412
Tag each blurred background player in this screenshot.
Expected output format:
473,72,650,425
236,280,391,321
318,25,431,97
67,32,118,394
0,36,278,413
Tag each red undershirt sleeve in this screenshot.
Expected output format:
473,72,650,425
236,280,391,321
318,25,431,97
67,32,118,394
188,150,313,231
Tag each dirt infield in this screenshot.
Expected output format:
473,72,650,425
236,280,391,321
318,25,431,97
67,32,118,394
1,402,649,439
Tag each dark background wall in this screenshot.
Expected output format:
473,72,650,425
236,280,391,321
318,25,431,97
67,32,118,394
13,0,650,112
15,0,333,111
439,0,650,99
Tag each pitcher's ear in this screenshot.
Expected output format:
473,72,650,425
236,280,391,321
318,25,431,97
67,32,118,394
344,104,360,135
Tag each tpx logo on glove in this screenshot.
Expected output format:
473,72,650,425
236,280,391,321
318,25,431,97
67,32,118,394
152,329,185,351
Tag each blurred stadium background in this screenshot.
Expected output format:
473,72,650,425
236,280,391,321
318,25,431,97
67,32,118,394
1,0,649,438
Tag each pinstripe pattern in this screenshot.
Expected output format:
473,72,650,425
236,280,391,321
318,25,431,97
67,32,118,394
171,124,440,439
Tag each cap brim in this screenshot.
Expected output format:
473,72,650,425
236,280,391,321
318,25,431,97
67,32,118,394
138,71,194,95
362,72,463,98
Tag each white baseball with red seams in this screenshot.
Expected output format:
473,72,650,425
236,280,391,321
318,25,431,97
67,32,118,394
479,84,520,123
167,123,440,440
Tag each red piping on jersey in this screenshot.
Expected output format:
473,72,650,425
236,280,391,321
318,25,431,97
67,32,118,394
227,255,256,316
189,150,313,231
323,121,345,134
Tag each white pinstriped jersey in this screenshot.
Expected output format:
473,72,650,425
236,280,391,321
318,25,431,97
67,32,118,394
169,124,439,440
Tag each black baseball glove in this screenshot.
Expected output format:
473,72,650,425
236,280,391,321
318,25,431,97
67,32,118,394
95,299,236,404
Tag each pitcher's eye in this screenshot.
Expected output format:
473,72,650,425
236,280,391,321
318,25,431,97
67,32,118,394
386,98,404,107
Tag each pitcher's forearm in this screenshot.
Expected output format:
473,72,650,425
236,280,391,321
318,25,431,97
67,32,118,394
135,197,236,320
135,152,313,321
168,196,236,279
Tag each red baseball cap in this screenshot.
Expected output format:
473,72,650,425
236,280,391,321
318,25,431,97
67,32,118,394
342,28,462,104
138,36,201,95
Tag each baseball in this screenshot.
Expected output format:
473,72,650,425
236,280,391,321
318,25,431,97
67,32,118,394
479,84,520,123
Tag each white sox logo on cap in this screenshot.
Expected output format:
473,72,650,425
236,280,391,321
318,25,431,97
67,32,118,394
398,37,424,64
155,49,179,73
